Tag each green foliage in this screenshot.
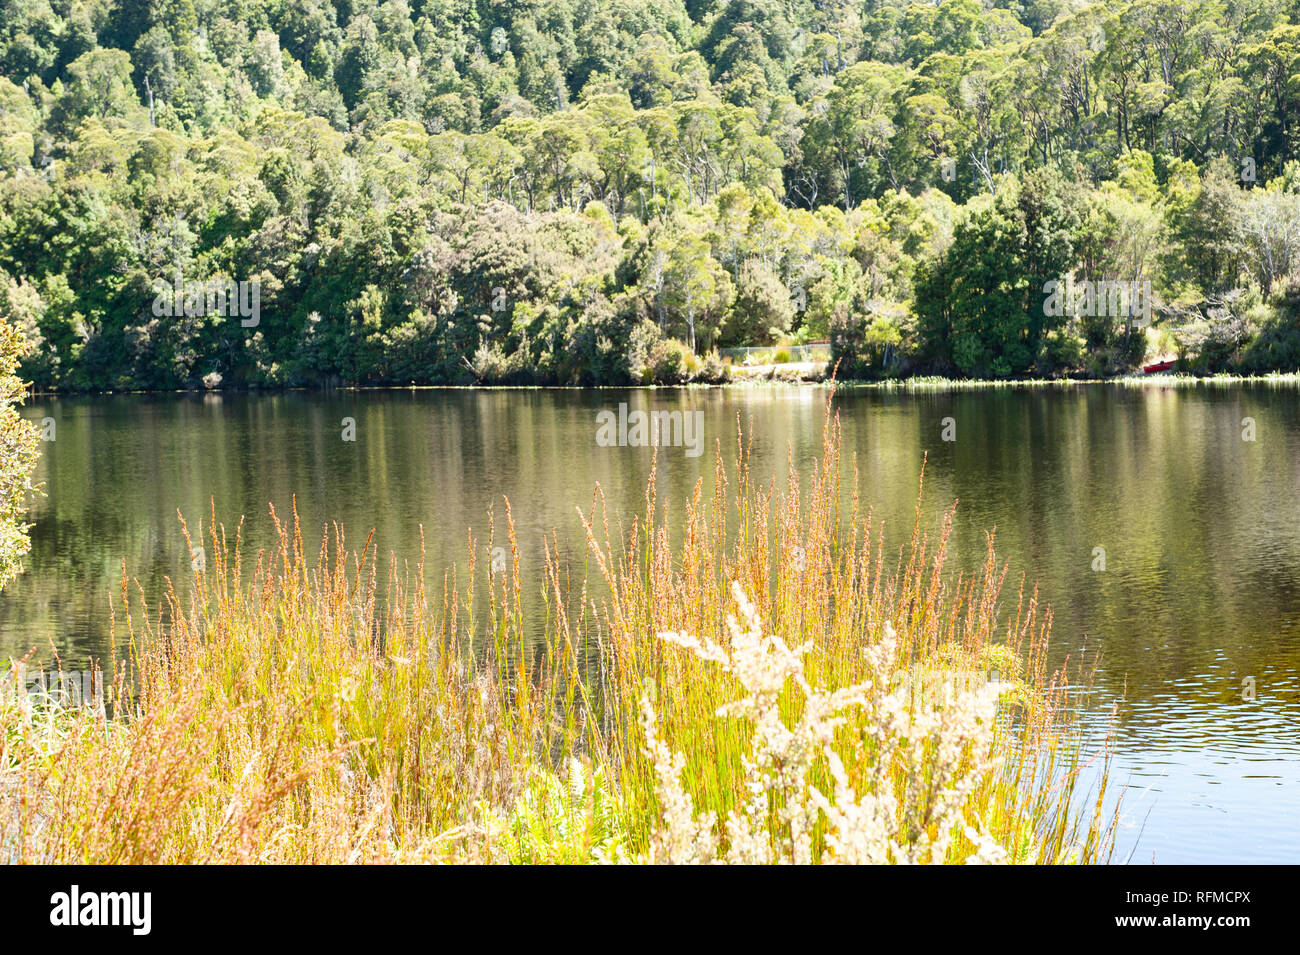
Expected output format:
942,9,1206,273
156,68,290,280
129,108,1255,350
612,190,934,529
831,306,905,379
481,758,625,864
0,305,39,589
724,259,793,346
0,0,1297,386
915,169,1087,377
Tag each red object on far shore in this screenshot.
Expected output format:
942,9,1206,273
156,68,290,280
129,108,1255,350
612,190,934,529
1143,359,1176,374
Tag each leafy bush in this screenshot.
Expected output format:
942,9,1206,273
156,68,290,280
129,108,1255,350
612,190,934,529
641,589,1011,864
648,338,692,384
831,307,905,379
695,351,731,383
0,315,39,590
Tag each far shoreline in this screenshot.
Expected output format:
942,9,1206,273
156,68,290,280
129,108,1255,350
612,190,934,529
23,370,1300,398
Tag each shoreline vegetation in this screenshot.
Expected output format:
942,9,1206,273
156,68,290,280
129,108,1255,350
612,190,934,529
0,395,1117,864
25,369,1300,397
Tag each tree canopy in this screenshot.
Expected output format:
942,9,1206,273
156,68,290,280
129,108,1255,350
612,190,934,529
0,0,1298,386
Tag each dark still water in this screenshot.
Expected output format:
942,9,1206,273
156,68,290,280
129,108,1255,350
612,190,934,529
4,384,1299,863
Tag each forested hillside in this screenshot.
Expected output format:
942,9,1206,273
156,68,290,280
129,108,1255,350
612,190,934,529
1,0,1298,388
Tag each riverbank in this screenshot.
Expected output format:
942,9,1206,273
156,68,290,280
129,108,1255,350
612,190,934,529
25,369,1300,398
0,395,1116,864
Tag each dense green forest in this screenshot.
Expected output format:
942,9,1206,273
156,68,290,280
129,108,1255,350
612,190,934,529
0,0,1298,388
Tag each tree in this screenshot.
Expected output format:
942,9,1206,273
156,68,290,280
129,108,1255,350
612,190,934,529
1166,157,1245,295
1238,177,1300,295
725,259,793,346
803,61,902,209
49,49,144,134
915,169,1080,377
651,226,734,352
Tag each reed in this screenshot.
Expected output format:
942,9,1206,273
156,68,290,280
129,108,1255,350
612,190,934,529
0,391,1116,864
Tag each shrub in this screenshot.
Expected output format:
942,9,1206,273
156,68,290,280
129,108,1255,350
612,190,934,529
641,591,1010,863
648,338,692,384
0,316,40,591
1039,328,1085,374
694,351,731,384
468,340,533,384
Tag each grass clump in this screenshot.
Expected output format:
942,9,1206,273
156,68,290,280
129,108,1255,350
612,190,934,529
0,393,1115,864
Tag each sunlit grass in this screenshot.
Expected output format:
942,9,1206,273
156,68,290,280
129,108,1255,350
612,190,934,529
0,392,1117,864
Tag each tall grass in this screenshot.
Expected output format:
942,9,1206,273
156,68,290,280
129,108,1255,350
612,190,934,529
0,393,1116,864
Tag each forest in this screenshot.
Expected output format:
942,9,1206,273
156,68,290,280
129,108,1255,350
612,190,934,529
0,0,1298,388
